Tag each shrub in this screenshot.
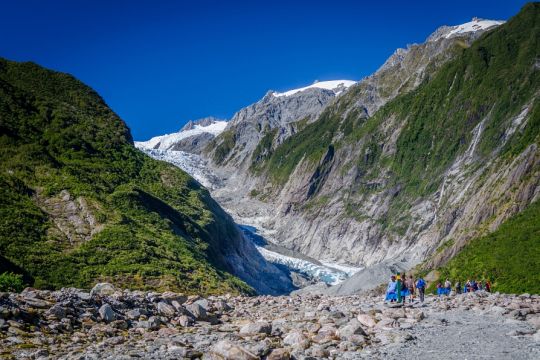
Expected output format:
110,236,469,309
0,272,25,292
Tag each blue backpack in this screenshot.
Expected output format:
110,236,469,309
416,279,426,288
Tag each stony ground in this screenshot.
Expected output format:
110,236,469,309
1,284,539,359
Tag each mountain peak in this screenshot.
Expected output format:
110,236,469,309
428,18,505,42
180,116,226,132
271,80,356,98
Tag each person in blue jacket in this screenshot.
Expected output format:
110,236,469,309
416,277,426,302
385,275,397,303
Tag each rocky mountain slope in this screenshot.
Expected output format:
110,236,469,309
0,58,293,296
140,4,539,295
206,80,356,169
246,4,539,291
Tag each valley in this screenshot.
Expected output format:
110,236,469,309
0,2,539,359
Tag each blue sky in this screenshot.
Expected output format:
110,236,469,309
0,0,528,140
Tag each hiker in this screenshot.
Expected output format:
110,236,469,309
401,273,410,302
396,273,403,303
407,275,415,303
436,282,443,297
472,280,478,291
385,276,397,303
455,280,462,294
466,279,472,292
485,280,491,292
478,281,484,291
444,278,452,296
416,276,426,302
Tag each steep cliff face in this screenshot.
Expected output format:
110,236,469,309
206,81,355,168
136,5,538,294
250,4,539,283
0,58,293,295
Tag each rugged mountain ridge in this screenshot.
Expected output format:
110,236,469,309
206,80,355,169
248,4,540,293
0,58,293,295
137,5,538,294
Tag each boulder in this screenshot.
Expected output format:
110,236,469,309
174,315,193,327
46,304,67,319
161,291,188,305
90,283,116,297
98,304,116,322
338,320,367,338
206,340,258,360
185,303,207,320
357,313,377,328
267,348,290,360
135,316,161,330
239,321,272,336
157,301,176,317
283,331,309,348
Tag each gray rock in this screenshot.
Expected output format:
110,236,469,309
283,330,309,348
357,313,377,327
185,303,207,320
206,340,258,360
126,308,142,320
46,304,67,319
267,348,291,360
174,315,193,327
98,304,116,322
157,301,176,317
90,283,116,296
136,316,161,330
194,298,210,311
239,321,272,336
338,320,367,338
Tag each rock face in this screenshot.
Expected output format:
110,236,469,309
1,287,539,359
207,81,355,168
192,8,537,295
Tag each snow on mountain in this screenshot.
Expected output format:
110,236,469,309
272,80,356,97
137,147,222,189
444,18,505,38
135,120,227,150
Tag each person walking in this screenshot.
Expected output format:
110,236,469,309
444,278,452,296
385,276,397,303
455,280,462,294
408,275,415,303
395,273,403,303
416,276,426,303
485,280,491,292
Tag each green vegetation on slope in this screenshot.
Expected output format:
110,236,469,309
388,2,540,196
250,127,278,172
0,58,253,295
434,200,540,294
207,128,236,165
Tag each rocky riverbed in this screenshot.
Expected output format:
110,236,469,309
1,284,539,359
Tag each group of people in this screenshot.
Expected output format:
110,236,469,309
437,278,491,296
384,273,426,304
385,273,492,304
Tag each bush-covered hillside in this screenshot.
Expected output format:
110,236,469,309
0,58,253,295
434,200,540,294
254,3,539,193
